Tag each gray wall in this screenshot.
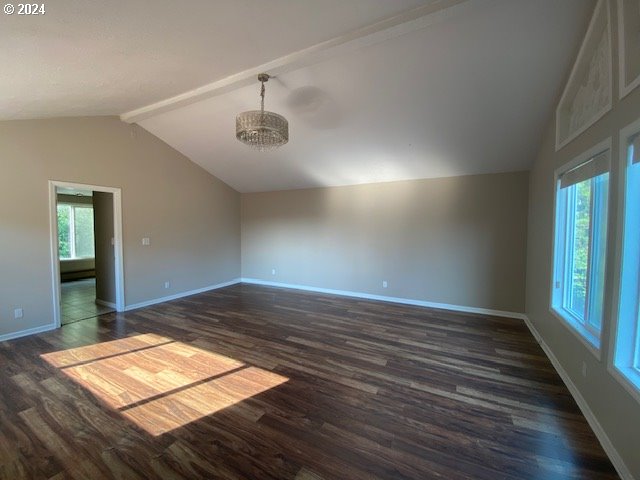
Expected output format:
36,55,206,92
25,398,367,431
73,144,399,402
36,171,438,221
525,3,640,476
93,191,115,304
242,172,529,313
0,116,240,339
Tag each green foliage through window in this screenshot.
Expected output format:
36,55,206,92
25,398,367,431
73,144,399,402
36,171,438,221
551,150,610,349
57,204,95,259
568,180,592,319
57,205,71,259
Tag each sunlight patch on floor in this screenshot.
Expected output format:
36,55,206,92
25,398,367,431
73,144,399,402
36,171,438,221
41,334,288,435
122,365,287,435
41,333,173,368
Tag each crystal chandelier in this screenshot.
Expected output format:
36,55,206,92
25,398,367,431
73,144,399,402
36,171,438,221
236,73,289,150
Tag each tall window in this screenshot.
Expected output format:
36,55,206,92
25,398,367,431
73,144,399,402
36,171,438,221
57,204,95,259
613,133,640,392
552,148,610,351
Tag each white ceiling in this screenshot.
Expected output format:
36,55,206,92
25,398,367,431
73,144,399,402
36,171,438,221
137,0,594,192
0,0,427,119
2,0,594,193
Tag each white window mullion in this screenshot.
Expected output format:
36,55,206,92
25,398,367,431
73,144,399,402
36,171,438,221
559,192,567,292
583,178,596,330
564,187,576,311
634,276,640,372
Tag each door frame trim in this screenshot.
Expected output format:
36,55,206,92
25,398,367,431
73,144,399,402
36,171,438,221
49,180,125,328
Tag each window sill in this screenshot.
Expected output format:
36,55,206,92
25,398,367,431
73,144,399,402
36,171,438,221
549,306,601,360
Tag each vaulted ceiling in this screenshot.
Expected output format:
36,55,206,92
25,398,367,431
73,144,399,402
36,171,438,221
1,0,594,192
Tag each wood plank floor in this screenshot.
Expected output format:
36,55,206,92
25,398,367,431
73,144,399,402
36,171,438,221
0,284,619,479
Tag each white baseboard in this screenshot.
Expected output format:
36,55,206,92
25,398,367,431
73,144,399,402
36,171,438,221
0,323,57,343
523,316,634,480
240,278,526,320
95,299,116,309
124,278,241,312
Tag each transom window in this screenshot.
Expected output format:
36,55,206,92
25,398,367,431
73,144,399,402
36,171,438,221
552,147,610,351
57,204,95,260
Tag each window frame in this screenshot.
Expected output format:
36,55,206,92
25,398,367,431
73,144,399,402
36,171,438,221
608,118,640,405
57,202,95,260
635,295,640,372
563,180,596,327
550,138,612,359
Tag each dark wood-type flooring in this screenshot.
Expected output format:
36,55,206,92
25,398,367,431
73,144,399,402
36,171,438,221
60,279,114,326
0,284,620,479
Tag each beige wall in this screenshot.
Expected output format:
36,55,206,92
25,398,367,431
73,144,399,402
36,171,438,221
93,191,115,304
525,2,640,476
0,116,240,339
242,172,529,313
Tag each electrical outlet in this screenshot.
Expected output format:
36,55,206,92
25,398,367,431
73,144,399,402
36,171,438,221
142,237,150,246
14,308,23,319
164,281,170,289
272,269,276,275
582,361,587,378
382,280,388,288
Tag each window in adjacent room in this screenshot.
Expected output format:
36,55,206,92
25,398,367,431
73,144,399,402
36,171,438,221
57,204,95,259
551,145,610,352
613,131,640,394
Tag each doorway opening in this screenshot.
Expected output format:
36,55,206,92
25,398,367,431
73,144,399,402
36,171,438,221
49,181,125,327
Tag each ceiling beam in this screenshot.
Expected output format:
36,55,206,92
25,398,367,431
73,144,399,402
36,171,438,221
120,0,472,124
